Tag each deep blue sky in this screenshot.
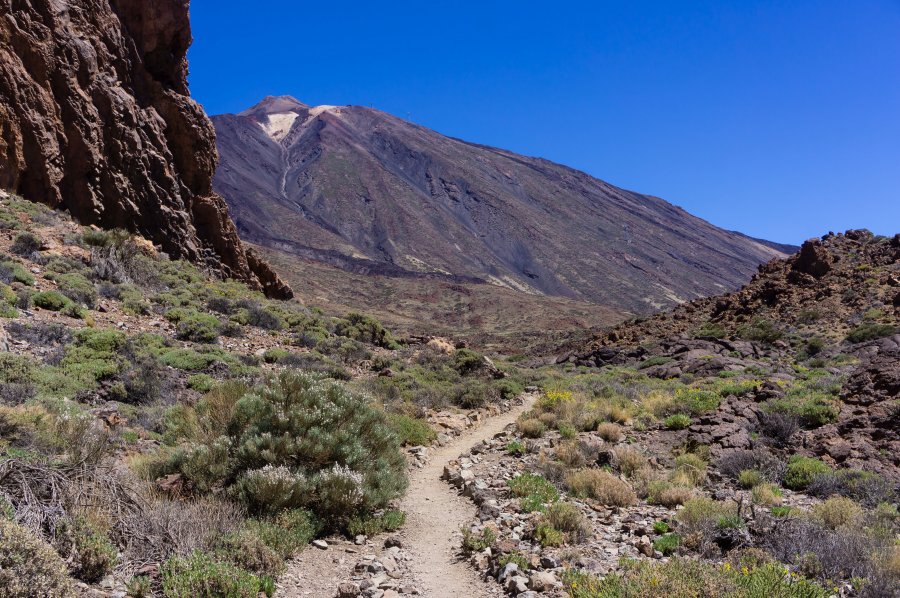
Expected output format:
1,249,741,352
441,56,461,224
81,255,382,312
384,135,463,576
189,1,900,245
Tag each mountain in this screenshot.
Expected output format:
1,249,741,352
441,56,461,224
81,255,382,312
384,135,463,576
212,96,794,313
0,0,290,298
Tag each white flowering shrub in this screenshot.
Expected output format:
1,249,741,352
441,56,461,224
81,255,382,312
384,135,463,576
215,371,407,525
234,466,311,514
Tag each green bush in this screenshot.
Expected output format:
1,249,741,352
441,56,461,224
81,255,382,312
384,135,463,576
664,413,691,430
0,519,75,598
53,273,97,308
55,518,116,582
32,291,71,311
846,323,898,343
188,374,216,393
346,509,406,537
738,469,764,488
508,472,559,512
0,260,34,285
638,356,674,369
10,232,41,256
386,413,436,446
167,309,222,343
783,456,832,490
506,440,526,456
534,521,564,547
461,527,496,553
333,312,398,348
188,372,408,525
653,533,680,555
244,510,320,559
262,348,290,363
161,552,272,598
212,531,283,577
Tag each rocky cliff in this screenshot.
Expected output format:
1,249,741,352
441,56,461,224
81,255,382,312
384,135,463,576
0,0,291,298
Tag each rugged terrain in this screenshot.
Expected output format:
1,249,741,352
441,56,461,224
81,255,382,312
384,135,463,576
0,0,289,297
212,96,792,312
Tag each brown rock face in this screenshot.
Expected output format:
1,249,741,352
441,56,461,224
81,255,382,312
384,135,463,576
0,0,291,298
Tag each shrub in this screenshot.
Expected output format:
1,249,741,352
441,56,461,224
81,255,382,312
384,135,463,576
244,509,320,560
212,531,283,577
169,310,222,343
161,552,271,598
674,453,707,486
811,496,862,530
346,509,405,537
846,323,898,344
806,469,895,507
596,422,622,442
461,527,496,553
10,232,42,256
508,472,559,512
647,481,694,507
783,456,832,490
534,521,563,547
664,413,691,430
0,519,74,597
32,291,71,311
738,318,783,343
546,502,588,539
188,374,216,393
653,533,680,556
653,521,669,534
612,447,647,477
677,497,735,530
751,483,783,507
738,469,764,488
564,469,636,506
222,372,406,523
717,449,785,482
518,418,546,438
0,260,34,285
54,273,97,308
506,440,526,457
638,355,673,369
333,313,395,348
386,413,436,446
55,517,116,582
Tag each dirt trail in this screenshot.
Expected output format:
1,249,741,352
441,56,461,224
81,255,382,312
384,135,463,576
276,394,535,597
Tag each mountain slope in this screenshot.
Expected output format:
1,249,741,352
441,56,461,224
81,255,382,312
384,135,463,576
212,96,792,313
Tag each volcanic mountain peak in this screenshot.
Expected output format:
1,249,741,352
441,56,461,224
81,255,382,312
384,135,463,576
239,96,347,142
213,98,795,313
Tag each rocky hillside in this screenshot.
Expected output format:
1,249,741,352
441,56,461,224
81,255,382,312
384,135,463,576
212,96,792,312
567,230,900,481
0,0,289,298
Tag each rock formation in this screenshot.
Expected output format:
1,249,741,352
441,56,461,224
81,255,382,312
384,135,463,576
0,0,291,298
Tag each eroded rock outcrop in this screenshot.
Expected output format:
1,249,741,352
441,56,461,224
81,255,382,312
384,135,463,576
0,0,291,298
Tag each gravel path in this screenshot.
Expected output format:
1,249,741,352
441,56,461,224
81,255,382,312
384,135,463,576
277,394,536,597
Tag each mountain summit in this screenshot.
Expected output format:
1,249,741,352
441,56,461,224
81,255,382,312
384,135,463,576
212,96,792,312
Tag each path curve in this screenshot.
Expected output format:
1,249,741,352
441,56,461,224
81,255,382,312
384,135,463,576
276,394,535,597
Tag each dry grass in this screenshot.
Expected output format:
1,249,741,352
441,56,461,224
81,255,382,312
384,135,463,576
648,481,695,507
596,422,622,443
612,446,648,478
518,417,546,438
811,496,862,530
751,483,782,507
564,469,636,506
554,441,588,468
640,390,676,417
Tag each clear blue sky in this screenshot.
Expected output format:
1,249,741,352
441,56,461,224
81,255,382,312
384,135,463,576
189,0,900,245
